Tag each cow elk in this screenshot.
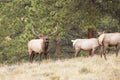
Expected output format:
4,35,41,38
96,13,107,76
98,32,120,60
71,38,99,57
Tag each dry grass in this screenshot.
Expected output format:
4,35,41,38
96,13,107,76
0,54,120,80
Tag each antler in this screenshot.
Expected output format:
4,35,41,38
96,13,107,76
32,26,43,38
48,24,58,36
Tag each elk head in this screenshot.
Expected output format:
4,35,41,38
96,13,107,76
97,31,105,37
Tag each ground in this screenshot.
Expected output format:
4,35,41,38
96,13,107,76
0,54,120,80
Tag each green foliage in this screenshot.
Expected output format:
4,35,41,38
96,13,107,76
0,0,119,64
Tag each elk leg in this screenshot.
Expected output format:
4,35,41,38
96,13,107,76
31,53,35,62
44,53,48,59
103,44,108,60
95,46,99,55
100,46,103,58
89,50,92,56
29,54,32,62
39,53,42,62
91,49,95,56
93,47,99,56
75,49,80,57
116,44,120,57
29,53,34,63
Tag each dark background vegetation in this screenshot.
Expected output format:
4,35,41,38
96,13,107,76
0,0,120,64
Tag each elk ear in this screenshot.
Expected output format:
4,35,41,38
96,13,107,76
97,31,105,36
97,32,101,35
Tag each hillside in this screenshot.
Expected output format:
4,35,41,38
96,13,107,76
0,54,120,80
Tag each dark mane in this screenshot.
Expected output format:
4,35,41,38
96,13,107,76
42,36,49,51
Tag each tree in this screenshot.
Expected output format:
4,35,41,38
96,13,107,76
0,0,119,64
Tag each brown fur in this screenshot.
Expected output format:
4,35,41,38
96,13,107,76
42,36,49,51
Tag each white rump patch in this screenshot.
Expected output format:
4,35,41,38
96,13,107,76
71,40,77,46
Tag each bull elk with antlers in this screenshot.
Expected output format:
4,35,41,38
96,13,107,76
28,26,57,62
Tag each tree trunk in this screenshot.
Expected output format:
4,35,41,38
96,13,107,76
88,28,96,38
88,28,96,56
55,40,61,54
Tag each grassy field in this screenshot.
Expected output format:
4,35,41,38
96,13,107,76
0,54,120,80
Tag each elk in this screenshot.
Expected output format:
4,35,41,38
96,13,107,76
28,26,57,62
71,38,99,57
98,32,120,60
